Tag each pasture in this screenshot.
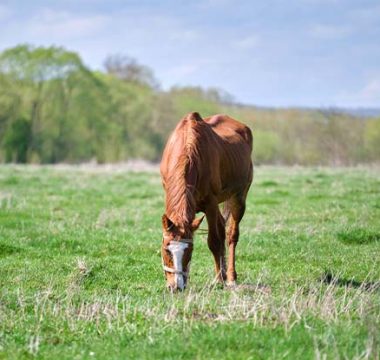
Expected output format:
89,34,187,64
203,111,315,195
0,165,379,359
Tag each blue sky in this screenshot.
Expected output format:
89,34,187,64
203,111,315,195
0,0,379,107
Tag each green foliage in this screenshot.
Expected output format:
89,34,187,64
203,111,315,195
364,119,380,161
103,54,159,89
0,45,380,164
0,45,113,163
253,130,281,164
169,86,227,117
0,166,379,359
2,116,31,162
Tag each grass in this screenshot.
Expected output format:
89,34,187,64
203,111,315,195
0,165,379,359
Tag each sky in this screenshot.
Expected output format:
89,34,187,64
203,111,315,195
0,0,380,107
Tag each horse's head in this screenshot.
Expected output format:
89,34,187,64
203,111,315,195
161,214,204,291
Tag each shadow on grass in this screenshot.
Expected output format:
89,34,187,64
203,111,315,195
337,228,380,245
258,180,279,187
0,243,23,257
321,271,380,292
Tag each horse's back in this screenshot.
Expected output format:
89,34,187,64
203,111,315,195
203,114,253,199
204,114,253,150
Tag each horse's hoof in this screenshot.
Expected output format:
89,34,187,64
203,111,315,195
226,280,237,287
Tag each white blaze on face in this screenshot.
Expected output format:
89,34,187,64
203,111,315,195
167,241,188,290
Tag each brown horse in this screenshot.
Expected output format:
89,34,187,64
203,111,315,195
160,112,253,291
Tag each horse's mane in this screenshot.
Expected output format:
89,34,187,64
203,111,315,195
165,112,212,229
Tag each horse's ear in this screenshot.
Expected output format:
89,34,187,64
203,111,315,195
162,214,174,231
191,215,205,231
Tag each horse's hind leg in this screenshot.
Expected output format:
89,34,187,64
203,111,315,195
226,194,247,286
205,201,226,283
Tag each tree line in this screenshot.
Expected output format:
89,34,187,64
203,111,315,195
0,45,379,165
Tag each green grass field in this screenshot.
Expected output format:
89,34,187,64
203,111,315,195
0,165,379,359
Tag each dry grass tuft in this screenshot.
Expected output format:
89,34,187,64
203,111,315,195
6,276,378,334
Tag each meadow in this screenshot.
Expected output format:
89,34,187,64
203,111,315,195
0,165,379,359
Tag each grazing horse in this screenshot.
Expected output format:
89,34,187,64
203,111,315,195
160,112,253,291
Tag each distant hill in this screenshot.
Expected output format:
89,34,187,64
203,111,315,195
233,104,380,119
336,108,380,118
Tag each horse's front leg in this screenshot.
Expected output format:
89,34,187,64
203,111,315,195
205,202,226,283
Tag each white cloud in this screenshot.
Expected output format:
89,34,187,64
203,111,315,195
301,0,341,3
0,2,378,107
336,78,380,107
170,30,199,42
310,24,351,39
199,0,234,9
0,4,12,20
234,35,260,50
28,8,109,39
348,4,380,24
360,79,380,102
161,57,221,88
167,64,199,76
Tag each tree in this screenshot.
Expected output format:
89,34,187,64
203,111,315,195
104,54,159,89
1,44,379,165
364,119,380,162
0,44,112,163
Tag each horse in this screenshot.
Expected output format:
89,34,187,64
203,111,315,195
160,112,253,291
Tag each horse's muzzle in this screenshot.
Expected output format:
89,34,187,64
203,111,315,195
166,281,186,292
